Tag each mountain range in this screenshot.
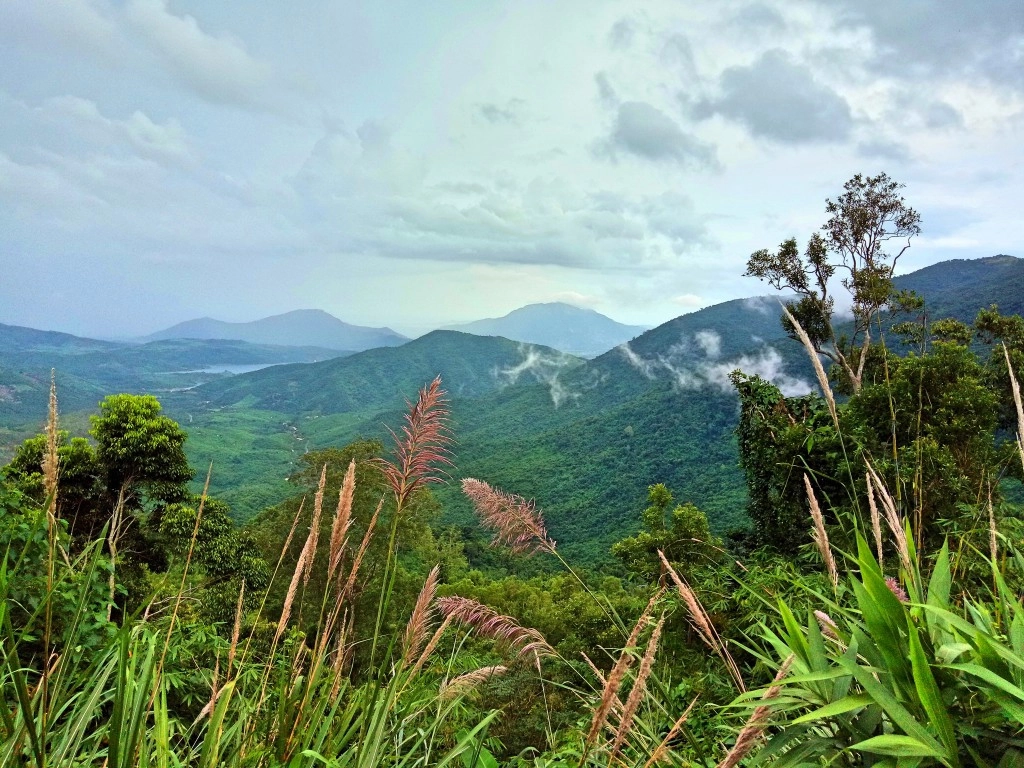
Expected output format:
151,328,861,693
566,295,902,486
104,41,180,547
143,309,406,352
443,302,648,357
2,254,1022,562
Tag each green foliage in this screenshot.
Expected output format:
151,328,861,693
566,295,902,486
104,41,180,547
90,393,194,508
612,484,722,581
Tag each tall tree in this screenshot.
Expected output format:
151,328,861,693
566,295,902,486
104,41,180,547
746,173,922,392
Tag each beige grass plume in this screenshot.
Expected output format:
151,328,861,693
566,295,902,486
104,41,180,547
717,654,794,768
328,459,356,577
780,304,838,427
400,564,440,669
865,471,884,567
865,461,912,577
609,615,666,762
659,550,745,692
437,596,553,659
439,665,507,700
804,474,838,587
584,588,663,752
461,478,556,555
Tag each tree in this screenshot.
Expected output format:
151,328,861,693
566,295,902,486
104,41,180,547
611,484,722,581
90,394,193,511
746,173,922,393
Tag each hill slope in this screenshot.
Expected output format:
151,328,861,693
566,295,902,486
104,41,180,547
444,303,648,357
145,309,406,351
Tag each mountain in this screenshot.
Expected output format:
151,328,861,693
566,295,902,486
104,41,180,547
0,323,122,356
893,254,1024,321
0,328,348,442
187,331,584,416
145,309,407,352
444,303,649,357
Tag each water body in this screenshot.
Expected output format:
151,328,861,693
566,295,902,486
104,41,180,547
163,363,280,375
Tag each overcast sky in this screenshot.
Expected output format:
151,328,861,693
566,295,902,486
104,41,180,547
1,0,1022,338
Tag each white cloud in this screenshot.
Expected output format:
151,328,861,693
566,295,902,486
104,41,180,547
124,0,271,109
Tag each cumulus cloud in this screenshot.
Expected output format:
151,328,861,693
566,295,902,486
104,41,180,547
600,101,717,167
36,96,193,164
125,0,271,109
691,50,853,143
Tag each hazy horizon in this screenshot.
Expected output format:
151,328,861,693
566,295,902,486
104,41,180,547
2,1,1022,338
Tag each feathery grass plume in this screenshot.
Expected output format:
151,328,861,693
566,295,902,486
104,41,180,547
400,564,440,668
780,303,838,427
328,459,356,577
659,550,745,692
643,697,699,768
461,478,557,555
609,615,666,762
437,596,553,659
988,488,998,566
866,471,884,568
303,464,328,588
1004,344,1024,474
717,654,794,768
411,614,455,676
42,370,59,520
585,589,663,751
580,653,624,717
339,497,382,602
866,461,912,577
378,376,453,508
804,474,839,587
228,582,245,677
276,493,322,641
439,665,507,700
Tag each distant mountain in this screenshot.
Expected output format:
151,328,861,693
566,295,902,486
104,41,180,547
188,330,583,415
893,254,1024,321
145,309,407,352
0,323,122,356
444,303,648,357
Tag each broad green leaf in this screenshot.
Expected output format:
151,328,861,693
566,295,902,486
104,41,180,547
792,693,873,724
850,734,944,759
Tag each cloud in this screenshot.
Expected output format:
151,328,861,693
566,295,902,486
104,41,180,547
694,329,721,359
125,0,271,109
671,293,706,309
601,101,717,167
594,72,619,107
291,126,711,270
828,0,1024,88
494,344,582,407
729,3,788,35
478,99,525,125
618,334,812,396
36,96,193,164
607,18,636,50
856,138,912,163
0,0,121,65
691,50,853,143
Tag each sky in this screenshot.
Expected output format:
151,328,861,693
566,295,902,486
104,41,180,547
0,0,1022,338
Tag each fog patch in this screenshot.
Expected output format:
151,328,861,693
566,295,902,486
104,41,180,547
694,329,721,359
494,344,582,407
618,333,812,397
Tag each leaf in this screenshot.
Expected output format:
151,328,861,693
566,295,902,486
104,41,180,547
927,541,951,609
907,620,957,761
791,693,873,724
850,734,945,759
